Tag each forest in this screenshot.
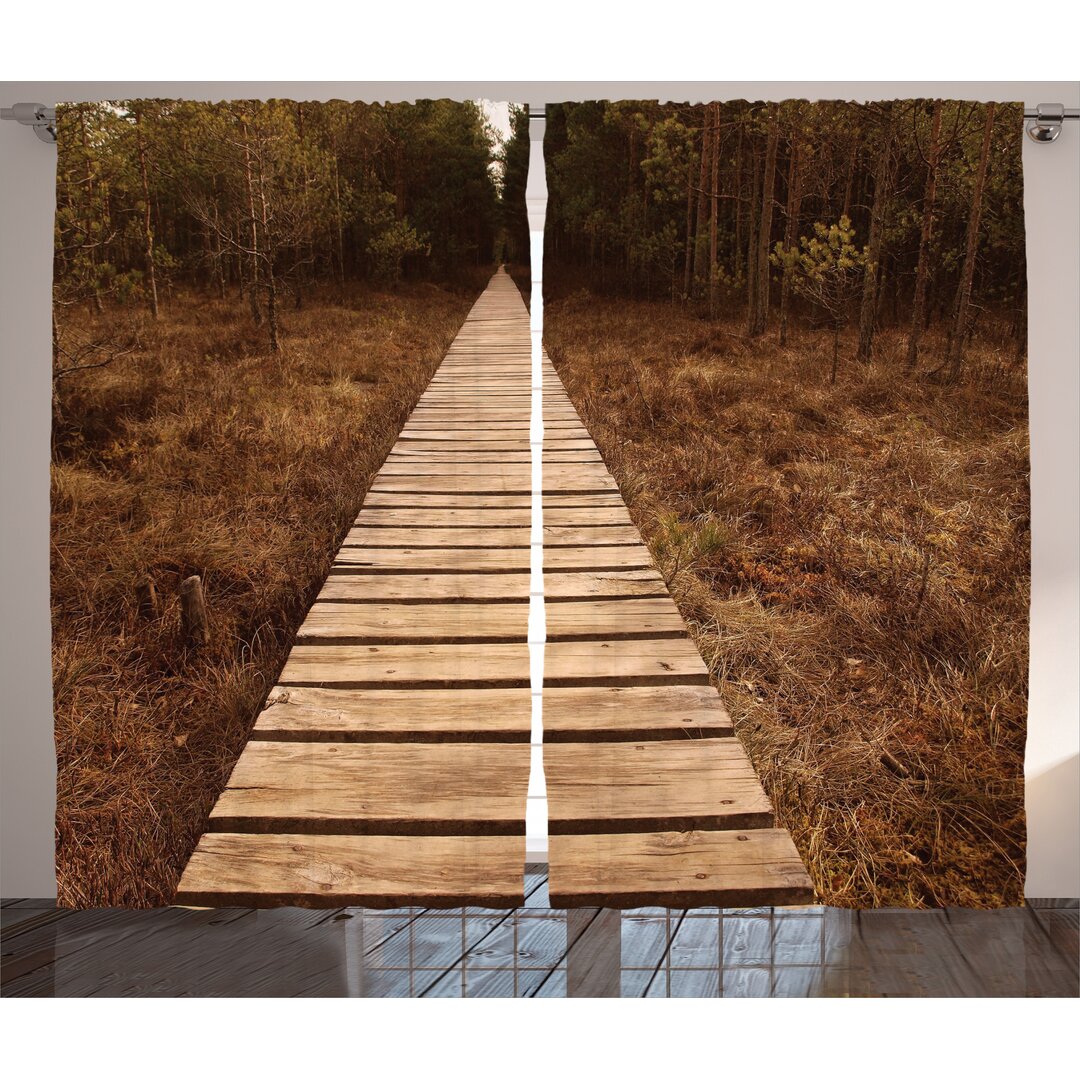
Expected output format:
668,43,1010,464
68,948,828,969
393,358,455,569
545,100,1026,379
51,99,529,905
543,100,1029,907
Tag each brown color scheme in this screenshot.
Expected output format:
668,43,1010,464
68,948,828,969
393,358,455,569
250,687,532,742
206,742,530,835
541,355,813,908
175,834,526,908
542,685,734,741
548,830,815,908
177,270,534,907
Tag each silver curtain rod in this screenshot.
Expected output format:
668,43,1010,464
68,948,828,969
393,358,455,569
5,101,1079,145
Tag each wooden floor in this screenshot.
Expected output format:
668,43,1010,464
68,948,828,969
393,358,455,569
4,890,1076,997
177,270,535,909
177,268,812,909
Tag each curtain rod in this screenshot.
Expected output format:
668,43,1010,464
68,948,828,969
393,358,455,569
5,101,1079,145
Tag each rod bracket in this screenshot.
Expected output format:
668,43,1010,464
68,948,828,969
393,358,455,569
0,102,56,143
1026,103,1066,143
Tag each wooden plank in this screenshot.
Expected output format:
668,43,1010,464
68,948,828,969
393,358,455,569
362,493,533,509
296,602,529,644
370,475,533,495
176,833,526,908
345,526,531,548
543,598,689,641
542,545,654,571
542,506,635,528
333,546,531,573
375,462,533,478
545,740,774,834
543,570,669,601
251,686,532,741
547,830,815,908
317,572,530,602
543,684,734,740
354,508,532,527
543,525,640,546
279,643,531,688
544,492,626,506
206,741,530,835
542,638,710,686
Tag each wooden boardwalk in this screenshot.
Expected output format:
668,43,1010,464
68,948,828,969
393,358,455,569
538,349,814,908
177,270,534,908
177,268,813,909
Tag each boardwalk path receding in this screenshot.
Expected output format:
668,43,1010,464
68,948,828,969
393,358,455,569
539,333,814,908
177,268,814,909
177,270,534,908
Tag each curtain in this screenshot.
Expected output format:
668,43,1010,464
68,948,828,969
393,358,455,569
51,97,1026,914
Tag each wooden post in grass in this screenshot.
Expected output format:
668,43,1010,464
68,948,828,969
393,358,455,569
180,575,209,647
136,575,159,620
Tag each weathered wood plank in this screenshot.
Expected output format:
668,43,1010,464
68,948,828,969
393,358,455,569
317,572,530,602
543,598,689,641
251,686,532,741
362,493,534,509
333,546,531,573
354,508,532,528
207,741,530,835
544,638,710,686
296,602,529,644
279,643,531,688
545,740,774,833
344,526,531,548
542,684,734,740
548,830,815,908
543,570,669,601
176,833,526,908
542,545,654,571
542,506,635,528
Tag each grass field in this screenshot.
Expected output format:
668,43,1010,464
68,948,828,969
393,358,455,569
51,278,482,906
545,293,1029,908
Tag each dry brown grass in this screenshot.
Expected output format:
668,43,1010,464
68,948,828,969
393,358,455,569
545,294,1029,908
52,277,483,907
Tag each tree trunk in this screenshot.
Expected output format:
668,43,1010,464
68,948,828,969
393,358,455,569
946,103,996,382
332,143,347,301
842,141,858,221
693,106,712,294
242,123,262,325
748,111,780,337
779,129,803,347
745,137,761,325
134,107,159,319
907,101,941,369
857,106,894,363
708,103,720,317
682,128,696,299
255,142,280,353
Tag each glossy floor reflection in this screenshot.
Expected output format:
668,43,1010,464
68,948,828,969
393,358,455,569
3,868,1077,997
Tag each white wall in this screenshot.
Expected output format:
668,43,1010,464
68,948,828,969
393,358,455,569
2,81,1076,900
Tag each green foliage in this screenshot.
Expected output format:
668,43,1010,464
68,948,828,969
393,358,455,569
772,215,867,328
53,97,503,322
366,210,430,285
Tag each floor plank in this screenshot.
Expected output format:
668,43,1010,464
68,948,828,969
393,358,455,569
547,830,815,908
546,740,774,833
296,602,529,645
176,834,527,908
250,686,532,742
206,742,530,835
542,684,734,740
279,643,531,688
